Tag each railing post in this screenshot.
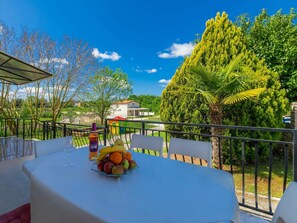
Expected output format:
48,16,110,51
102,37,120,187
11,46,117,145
16,119,19,138
104,119,108,146
30,119,33,139
46,122,49,139
293,129,297,182
141,121,145,135
63,124,67,137
4,119,7,137
53,121,56,139
42,122,46,140
22,119,25,139
141,121,145,153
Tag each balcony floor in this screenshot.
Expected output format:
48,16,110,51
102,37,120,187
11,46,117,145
0,155,33,215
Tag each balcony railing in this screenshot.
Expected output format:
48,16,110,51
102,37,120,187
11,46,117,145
0,117,296,216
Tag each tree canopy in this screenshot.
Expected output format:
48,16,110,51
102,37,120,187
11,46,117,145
236,9,297,102
83,67,132,124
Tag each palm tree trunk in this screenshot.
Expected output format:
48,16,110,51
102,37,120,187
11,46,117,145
210,105,223,168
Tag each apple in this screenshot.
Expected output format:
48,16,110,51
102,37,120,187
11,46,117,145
129,160,137,170
97,162,105,172
112,165,124,175
104,161,114,174
121,159,129,170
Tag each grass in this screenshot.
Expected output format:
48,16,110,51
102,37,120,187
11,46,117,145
145,116,162,122
229,160,293,198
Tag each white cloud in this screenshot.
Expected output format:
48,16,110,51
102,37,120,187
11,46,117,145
158,42,194,59
0,25,3,35
145,68,157,73
92,48,121,61
158,79,171,87
135,69,143,73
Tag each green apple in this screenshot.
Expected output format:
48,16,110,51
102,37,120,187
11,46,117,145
121,159,129,170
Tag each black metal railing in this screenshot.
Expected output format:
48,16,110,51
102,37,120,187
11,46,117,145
0,118,105,148
0,117,296,215
39,121,106,148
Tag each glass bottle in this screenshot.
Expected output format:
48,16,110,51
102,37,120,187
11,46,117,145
89,123,98,160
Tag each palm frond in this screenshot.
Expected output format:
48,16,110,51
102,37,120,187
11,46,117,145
223,54,244,78
189,65,213,83
196,89,218,105
222,88,266,105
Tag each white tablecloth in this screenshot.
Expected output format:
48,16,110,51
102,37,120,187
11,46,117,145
23,148,240,223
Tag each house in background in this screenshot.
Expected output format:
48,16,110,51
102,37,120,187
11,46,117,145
108,100,151,118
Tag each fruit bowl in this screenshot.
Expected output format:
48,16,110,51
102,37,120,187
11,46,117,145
92,139,138,177
91,162,138,177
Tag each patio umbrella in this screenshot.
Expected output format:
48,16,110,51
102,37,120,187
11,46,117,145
0,50,53,85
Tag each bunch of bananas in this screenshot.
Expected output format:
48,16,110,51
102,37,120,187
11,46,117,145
96,139,126,163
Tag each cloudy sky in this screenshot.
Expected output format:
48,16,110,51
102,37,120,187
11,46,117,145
0,0,295,95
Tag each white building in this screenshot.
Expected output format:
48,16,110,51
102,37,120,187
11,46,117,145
108,100,150,118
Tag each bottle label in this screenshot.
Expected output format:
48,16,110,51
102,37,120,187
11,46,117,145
89,141,98,152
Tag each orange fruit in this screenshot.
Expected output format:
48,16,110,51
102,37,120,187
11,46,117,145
124,152,133,161
109,152,123,165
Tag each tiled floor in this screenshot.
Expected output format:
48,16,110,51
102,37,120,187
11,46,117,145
240,211,271,223
0,155,33,215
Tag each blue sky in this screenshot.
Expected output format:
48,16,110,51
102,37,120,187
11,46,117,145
0,0,295,96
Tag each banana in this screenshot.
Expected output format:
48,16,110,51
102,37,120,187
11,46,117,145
114,139,124,147
96,144,127,163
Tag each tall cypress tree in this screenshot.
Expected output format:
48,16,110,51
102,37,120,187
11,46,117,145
160,12,289,164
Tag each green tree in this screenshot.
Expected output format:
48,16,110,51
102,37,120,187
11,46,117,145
237,9,297,101
161,12,289,165
84,67,132,124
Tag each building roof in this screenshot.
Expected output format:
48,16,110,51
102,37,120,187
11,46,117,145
110,116,127,120
113,100,137,105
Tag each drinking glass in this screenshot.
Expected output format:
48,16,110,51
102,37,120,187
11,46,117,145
64,136,74,167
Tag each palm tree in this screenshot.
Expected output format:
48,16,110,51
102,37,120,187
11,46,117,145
178,55,266,167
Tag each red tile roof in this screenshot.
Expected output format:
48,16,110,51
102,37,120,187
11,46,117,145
111,116,127,120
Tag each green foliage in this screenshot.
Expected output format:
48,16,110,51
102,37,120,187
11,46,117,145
128,94,161,114
185,55,266,107
83,66,132,124
41,110,52,118
160,12,289,163
237,9,297,102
